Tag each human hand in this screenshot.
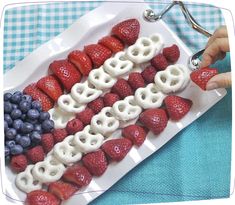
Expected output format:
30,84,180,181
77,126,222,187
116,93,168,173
200,26,231,90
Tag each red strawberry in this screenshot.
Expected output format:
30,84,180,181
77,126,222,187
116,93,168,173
122,125,146,146
98,36,124,53
36,75,63,102
111,79,133,99
164,95,192,121
151,54,168,71
66,118,84,135
10,154,28,173
103,93,120,107
82,150,108,176
76,108,94,126
141,65,157,83
128,72,145,91
68,50,92,76
190,67,218,90
41,133,55,153
26,190,60,205
87,97,104,114
52,129,68,143
49,60,82,91
111,18,140,45
163,44,180,63
101,138,132,161
23,83,54,111
48,180,79,200
26,146,45,164
84,44,112,68
63,164,92,187
139,109,168,135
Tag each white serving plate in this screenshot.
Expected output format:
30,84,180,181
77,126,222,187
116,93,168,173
2,2,227,205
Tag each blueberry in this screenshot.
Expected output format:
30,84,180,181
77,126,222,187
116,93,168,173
21,114,27,121
4,93,12,101
4,101,13,114
4,120,8,132
11,109,22,120
34,124,42,134
21,122,34,134
5,146,10,157
5,128,17,140
19,100,31,113
5,155,11,164
12,103,18,109
27,109,40,120
4,114,13,126
10,144,23,155
13,119,23,130
5,140,16,148
15,134,22,143
30,131,41,143
41,119,54,133
21,95,32,103
26,118,38,125
14,91,23,96
19,136,31,148
31,101,42,111
10,92,22,104
39,112,50,122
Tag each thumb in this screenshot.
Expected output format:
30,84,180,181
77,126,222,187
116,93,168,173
206,72,231,90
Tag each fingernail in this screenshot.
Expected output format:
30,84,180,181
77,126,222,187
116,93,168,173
206,82,218,90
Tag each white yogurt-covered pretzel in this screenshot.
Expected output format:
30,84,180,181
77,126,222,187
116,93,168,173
58,94,86,113
88,66,117,90
135,83,165,109
177,64,190,90
126,34,164,64
154,65,185,93
103,51,134,77
73,125,104,153
32,155,65,183
15,165,42,193
71,81,102,104
53,135,82,165
112,96,142,121
48,106,75,129
91,107,119,136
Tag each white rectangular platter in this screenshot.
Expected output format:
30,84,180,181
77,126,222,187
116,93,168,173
2,2,227,205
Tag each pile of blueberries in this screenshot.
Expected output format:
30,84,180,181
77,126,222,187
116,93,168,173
4,91,54,161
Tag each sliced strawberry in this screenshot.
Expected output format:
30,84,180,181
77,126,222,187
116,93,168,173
49,180,79,201
98,36,124,53
111,79,133,99
63,164,92,187
122,125,147,146
49,59,82,92
84,44,112,68
68,50,92,76
164,95,192,121
82,149,108,176
26,190,60,205
101,138,132,161
23,83,54,111
36,75,63,102
190,67,218,90
111,18,140,45
139,109,168,135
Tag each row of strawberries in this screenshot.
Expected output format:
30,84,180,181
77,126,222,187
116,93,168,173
23,19,140,111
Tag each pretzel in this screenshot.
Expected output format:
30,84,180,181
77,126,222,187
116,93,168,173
71,81,102,104
177,64,190,90
112,96,142,121
53,135,82,165
154,65,185,93
15,165,42,193
73,125,104,153
126,34,164,64
135,83,165,109
119,117,138,128
88,66,117,90
58,94,86,113
32,155,65,183
91,107,119,135
48,106,75,129
103,51,134,77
